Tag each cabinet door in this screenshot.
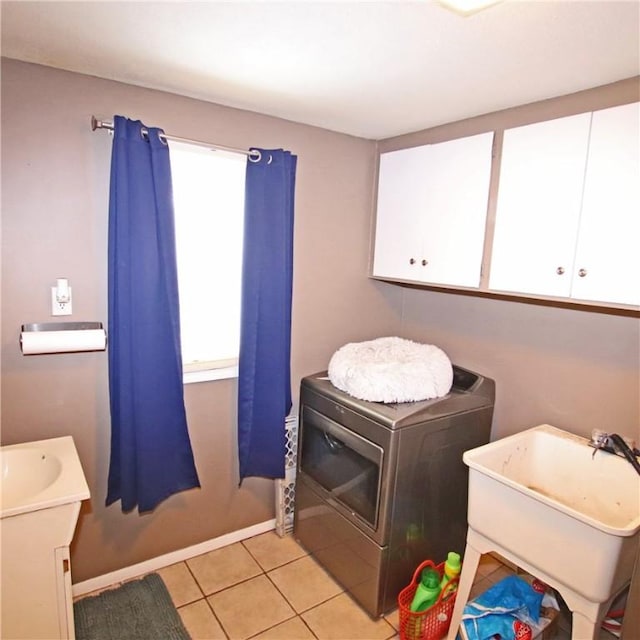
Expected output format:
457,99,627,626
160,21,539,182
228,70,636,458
419,132,494,287
570,102,640,306
373,145,432,281
373,132,493,287
55,546,74,639
489,113,592,297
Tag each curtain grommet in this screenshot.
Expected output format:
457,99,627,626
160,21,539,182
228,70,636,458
249,149,262,163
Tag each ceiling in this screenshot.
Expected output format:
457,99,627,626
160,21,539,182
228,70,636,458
1,1,638,139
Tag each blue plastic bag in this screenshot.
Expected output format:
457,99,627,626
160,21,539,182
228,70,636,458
461,575,543,640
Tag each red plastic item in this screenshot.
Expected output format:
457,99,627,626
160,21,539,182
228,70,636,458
398,560,459,640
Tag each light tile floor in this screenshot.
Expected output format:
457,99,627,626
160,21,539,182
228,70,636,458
79,531,620,640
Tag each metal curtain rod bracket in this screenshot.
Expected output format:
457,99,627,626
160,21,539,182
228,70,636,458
90,115,261,161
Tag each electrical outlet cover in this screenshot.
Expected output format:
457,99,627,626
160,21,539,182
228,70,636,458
51,286,72,316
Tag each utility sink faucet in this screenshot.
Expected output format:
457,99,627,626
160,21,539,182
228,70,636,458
591,430,640,475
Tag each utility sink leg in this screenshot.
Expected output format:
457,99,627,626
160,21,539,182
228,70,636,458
570,611,598,640
447,543,481,640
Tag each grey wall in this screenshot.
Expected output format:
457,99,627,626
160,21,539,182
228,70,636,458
0,58,400,582
2,59,638,586
400,290,639,441
377,77,640,443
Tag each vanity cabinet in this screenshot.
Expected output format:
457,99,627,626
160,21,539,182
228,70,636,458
489,102,640,306
1,436,89,640
372,132,494,288
1,503,82,639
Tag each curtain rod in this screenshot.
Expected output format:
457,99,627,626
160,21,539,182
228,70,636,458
91,116,260,160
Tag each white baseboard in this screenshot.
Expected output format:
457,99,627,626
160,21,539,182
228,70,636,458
72,518,276,597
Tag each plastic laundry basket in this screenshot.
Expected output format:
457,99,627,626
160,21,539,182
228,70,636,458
398,560,458,640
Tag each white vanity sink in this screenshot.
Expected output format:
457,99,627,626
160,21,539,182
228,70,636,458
1,436,90,639
448,424,640,640
1,436,89,517
2,446,63,503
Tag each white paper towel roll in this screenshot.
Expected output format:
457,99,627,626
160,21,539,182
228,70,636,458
21,329,107,355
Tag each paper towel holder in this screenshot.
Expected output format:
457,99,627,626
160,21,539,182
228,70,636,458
20,321,107,355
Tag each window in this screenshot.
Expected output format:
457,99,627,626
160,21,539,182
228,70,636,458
169,141,246,383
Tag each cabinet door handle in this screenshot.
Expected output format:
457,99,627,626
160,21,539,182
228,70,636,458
409,258,416,265
578,268,587,277
421,259,428,266
556,267,565,275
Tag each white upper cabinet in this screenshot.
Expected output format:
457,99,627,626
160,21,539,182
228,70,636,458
373,132,494,288
489,112,592,297
570,102,640,306
490,103,639,307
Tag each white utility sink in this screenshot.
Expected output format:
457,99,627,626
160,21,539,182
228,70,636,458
1,436,90,639
466,423,639,539
448,424,640,640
